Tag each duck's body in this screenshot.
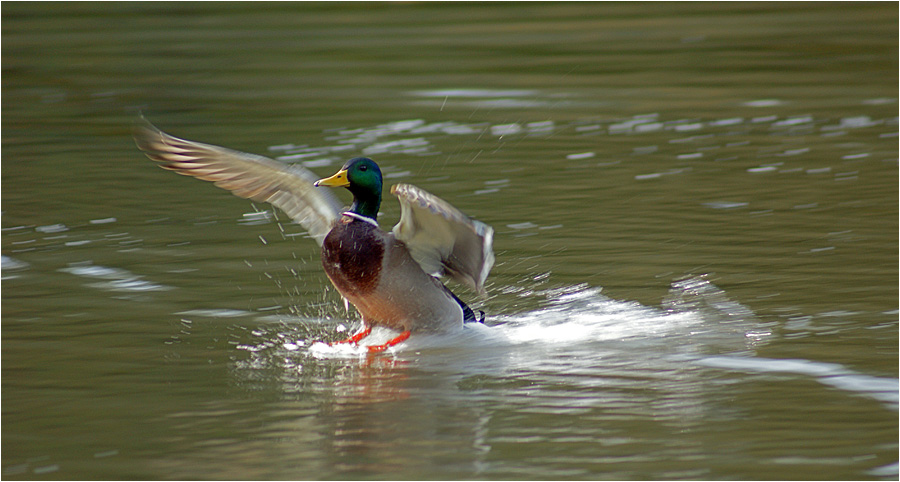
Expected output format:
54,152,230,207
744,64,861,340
321,214,464,333
135,119,493,351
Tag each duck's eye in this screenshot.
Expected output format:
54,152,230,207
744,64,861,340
359,165,368,171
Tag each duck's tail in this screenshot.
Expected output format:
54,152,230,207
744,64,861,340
446,288,485,324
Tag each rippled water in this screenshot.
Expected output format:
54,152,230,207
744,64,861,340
3,3,897,480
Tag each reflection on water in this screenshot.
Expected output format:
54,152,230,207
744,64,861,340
3,2,897,480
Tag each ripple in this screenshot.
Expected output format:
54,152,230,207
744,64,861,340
410,89,538,98
59,261,172,292
697,356,899,407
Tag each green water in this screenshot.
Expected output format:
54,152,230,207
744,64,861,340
3,3,897,480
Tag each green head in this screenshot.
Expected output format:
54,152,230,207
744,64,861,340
314,157,383,219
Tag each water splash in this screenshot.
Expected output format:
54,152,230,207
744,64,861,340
298,275,767,360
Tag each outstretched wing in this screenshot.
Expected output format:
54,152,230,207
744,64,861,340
391,183,494,294
134,118,342,245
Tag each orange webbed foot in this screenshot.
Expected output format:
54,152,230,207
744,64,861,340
366,330,411,353
330,326,372,346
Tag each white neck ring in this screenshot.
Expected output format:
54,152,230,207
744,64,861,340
341,211,379,227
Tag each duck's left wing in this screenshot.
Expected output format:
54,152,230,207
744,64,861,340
134,119,343,245
391,183,494,294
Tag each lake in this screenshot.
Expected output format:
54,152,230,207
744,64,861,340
2,2,897,480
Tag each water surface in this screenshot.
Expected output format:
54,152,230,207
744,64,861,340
3,3,897,480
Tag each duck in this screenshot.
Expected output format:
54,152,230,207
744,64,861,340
134,119,494,352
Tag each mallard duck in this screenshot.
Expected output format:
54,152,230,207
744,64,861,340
134,119,494,352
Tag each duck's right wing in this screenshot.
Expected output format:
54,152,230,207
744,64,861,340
134,118,342,246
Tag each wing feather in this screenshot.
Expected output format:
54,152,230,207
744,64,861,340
391,183,494,294
134,119,342,245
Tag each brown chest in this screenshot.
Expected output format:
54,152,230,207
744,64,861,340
320,221,384,296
